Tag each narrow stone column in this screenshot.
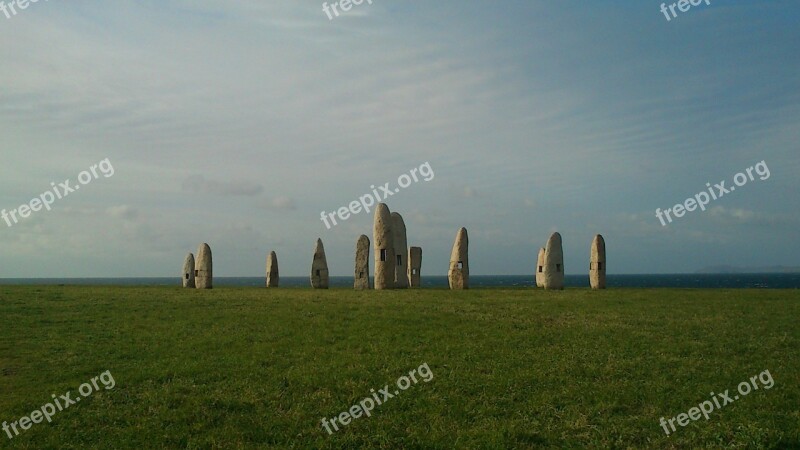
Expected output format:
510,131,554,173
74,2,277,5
543,233,564,290
354,235,371,290
409,246,422,288
266,251,279,287
590,234,606,289
448,228,469,290
535,247,545,288
373,203,395,290
311,238,329,289
391,212,409,289
195,243,213,289
182,253,195,288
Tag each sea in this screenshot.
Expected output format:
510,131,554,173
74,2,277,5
1,274,798,289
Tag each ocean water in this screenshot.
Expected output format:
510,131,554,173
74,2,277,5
1,274,798,288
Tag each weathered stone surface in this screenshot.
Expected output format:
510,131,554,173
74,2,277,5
310,238,329,289
590,234,606,289
543,232,564,290
354,235,371,290
373,203,395,290
195,243,213,289
391,212,409,289
535,247,545,288
409,246,422,288
448,227,469,290
266,251,279,287
182,253,195,288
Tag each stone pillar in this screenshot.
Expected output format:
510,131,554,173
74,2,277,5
391,212,409,289
310,238,329,289
354,235,371,290
535,247,545,288
266,251,279,287
195,243,213,289
373,203,395,290
409,246,422,288
448,228,469,290
590,234,606,289
182,253,195,288
543,232,564,290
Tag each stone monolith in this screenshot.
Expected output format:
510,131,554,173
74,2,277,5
543,232,564,290
266,251,279,287
448,227,469,289
409,246,422,288
373,203,395,290
310,238,329,289
354,235,371,290
535,247,545,288
195,243,213,289
391,212,409,289
182,253,195,288
590,234,606,289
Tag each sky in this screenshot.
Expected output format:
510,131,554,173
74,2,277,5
0,0,798,277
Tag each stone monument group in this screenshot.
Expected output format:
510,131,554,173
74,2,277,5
180,203,607,290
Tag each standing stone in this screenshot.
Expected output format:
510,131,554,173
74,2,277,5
408,246,422,288
373,203,395,290
391,212,409,289
310,238,329,289
182,253,195,288
543,232,564,290
535,247,545,288
354,235,371,290
266,251,279,287
590,234,606,289
448,228,469,290
195,243,213,289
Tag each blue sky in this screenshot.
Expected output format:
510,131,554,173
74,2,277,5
0,1,798,277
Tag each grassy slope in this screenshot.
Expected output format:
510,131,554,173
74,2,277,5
0,286,798,449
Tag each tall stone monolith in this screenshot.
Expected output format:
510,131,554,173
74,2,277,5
354,235,371,290
391,212,409,289
373,203,395,290
310,238,329,289
195,243,213,289
409,246,422,288
543,232,564,290
535,247,545,288
266,251,279,287
448,227,469,290
182,253,195,288
590,234,606,289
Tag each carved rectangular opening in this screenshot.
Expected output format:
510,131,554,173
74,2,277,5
598,262,603,270
380,249,387,261
556,264,561,272
397,255,402,266
412,269,417,275
185,274,189,280
538,266,543,273
359,272,364,278
457,261,463,269
316,270,320,276
195,270,199,276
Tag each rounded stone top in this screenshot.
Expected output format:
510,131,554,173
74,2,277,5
450,227,469,261
197,243,212,258
391,212,406,229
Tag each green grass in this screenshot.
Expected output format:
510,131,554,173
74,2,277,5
0,286,798,449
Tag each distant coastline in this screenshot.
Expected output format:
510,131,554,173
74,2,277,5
695,266,800,274
1,274,798,289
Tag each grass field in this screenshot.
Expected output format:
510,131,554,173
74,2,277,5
0,286,798,449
